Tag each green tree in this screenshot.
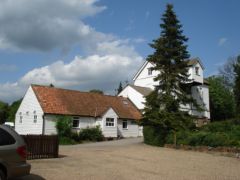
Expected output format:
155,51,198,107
7,99,22,122
207,76,236,121
233,55,240,115
89,89,103,94
142,4,197,146
117,82,123,94
0,101,9,124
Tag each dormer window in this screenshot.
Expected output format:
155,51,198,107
148,68,152,75
195,67,199,75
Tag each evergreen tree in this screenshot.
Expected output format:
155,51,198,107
143,4,197,146
117,82,123,94
233,55,240,115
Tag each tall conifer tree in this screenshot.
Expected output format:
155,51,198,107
143,4,197,145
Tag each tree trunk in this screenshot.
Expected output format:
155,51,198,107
173,130,177,148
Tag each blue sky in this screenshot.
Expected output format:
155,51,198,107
0,0,239,103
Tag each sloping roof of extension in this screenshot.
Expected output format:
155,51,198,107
187,58,205,70
31,85,142,120
133,58,204,81
129,85,152,96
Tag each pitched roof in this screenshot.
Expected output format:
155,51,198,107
187,58,205,69
31,85,142,120
129,85,152,96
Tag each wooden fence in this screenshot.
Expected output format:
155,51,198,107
22,135,59,160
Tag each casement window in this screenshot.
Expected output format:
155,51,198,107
195,67,199,75
33,115,37,123
72,117,79,128
106,118,114,127
148,68,152,75
122,120,128,129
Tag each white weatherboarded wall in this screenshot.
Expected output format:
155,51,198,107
44,115,57,135
117,119,140,137
44,115,97,135
118,86,146,110
101,108,118,138
15,86,44,135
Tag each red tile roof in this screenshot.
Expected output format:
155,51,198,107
31,85,142,120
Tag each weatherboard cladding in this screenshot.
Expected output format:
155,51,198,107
31,85,142,120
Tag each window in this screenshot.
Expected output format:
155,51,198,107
72,117,79,128
106,118,114,127
122,120,128,129
148,68,152,75
0,128,16,146
33,115,37,123
19,116,23,123
195,67,199,75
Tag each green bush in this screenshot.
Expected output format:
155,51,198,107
71,132,81,143
79,126,104,142
165,120,240,147
56,116,72,138
143,126,169,146
59,136,76,145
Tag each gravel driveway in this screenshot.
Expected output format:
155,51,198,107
13,137,240,180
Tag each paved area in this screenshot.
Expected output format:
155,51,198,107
14,138,240,180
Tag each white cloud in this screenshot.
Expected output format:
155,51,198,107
0,0,107,52
218,37,228,46
0,0,145,103
0,53,143,103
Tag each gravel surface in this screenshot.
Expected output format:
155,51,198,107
13,138,240,180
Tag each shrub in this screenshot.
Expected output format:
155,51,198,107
79,126,104,142
71,132,81,143
56,116,72,138
143,126,169,146
59,136,76,145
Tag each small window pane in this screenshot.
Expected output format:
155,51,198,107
72,120,79,128
34,115,37,123
106,118,114,127
122,120,128,129
0,128,16,146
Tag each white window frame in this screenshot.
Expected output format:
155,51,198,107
106,118,114,127
72,117,80,128
33,115,37,123
122,120,128,130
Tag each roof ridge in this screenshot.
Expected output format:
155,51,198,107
31,84,125,99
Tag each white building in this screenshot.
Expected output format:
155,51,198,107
15,85,142,137
119,58,210,123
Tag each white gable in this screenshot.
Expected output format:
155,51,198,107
15,86,44,135
119,85,146,110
